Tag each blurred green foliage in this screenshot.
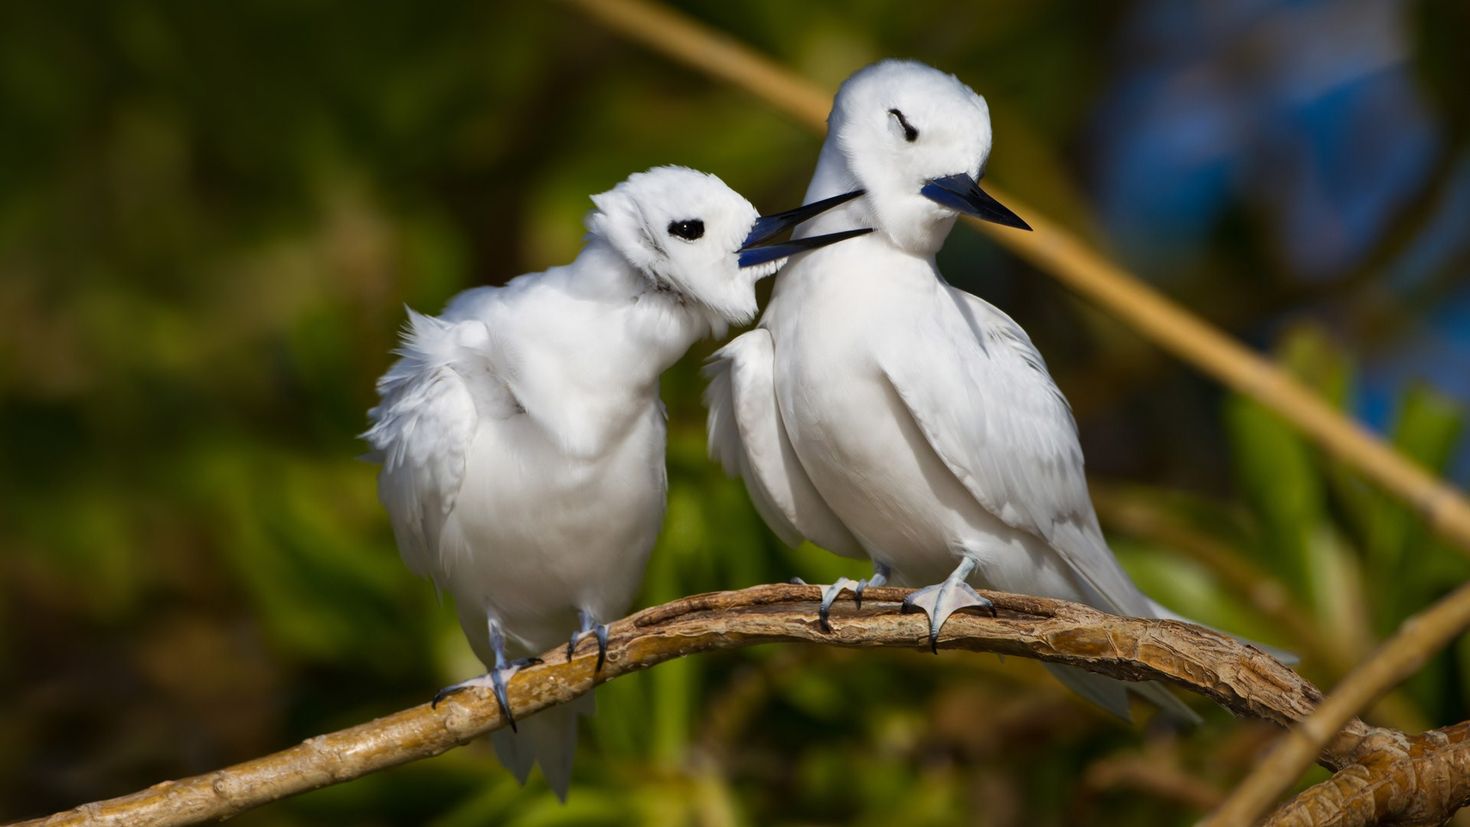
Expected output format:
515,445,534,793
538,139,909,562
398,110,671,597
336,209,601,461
2,2,1467,825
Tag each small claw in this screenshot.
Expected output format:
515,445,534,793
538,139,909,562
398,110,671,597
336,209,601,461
818,577,861,633
854,564,891,611
569,611,607,670
430,685,462,710
789,576,808,585
902,579,994,654
430,658,539,732
429,672,514,730
491,669,517,732
594,624,608,672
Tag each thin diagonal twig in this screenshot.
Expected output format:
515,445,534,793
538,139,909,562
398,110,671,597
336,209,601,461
1205,580,1470,826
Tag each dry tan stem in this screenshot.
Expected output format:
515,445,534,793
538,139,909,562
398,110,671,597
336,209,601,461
1207,581,1470,826
560,0,1470,555
16,584,1330,827
1089,485,1328,657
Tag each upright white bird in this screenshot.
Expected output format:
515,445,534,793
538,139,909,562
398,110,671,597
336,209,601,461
365,165,867,798
705,60,1207,723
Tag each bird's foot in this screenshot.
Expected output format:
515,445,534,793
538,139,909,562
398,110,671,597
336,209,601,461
818,577,863,632
901,578,994,654
566,613,610,671
431,657,543,731
852,563,891,610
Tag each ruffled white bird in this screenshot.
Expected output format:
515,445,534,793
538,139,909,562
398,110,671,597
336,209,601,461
706,60,1226,723
365,165,867,798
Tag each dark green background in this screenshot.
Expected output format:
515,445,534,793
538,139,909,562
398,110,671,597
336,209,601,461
3,2,1468,824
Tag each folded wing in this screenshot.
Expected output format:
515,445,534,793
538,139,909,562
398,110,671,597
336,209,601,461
704,329,865,558
875,288,1151,618
365,310,509,581
876,288,1203,722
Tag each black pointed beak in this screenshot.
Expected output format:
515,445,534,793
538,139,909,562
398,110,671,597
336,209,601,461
738,227,872,268
738,188,870,269
741,189,866,249
919,173,1031,231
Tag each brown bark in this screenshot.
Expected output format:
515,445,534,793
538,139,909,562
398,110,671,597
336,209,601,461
1265,722,1470,827
1208,581,1470,826
7,585,1315,826
13,585,1469,827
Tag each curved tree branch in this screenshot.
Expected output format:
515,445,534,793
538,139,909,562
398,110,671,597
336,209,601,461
13,584,1326,827
1207,580,1470,826
1265,721,1470,827
15,585,1469,827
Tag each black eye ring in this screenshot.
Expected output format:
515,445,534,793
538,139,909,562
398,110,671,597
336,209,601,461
888,108,919,142
667,219,704,241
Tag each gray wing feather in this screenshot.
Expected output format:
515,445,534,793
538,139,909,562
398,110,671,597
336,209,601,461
876,288,1152,617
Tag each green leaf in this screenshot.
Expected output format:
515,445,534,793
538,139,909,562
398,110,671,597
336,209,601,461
1224,394,1323,599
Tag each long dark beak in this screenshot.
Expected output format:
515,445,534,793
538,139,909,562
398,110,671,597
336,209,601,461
738,227,872,268
742,189,864,247
919,173,1031,231
738,188,870,268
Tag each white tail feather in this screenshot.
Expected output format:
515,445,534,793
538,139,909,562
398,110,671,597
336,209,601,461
490,693,594,801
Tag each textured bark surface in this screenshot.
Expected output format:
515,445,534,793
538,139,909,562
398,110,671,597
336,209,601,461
1208,581,1470,826
1265,722,1470,827
11,585,1467,827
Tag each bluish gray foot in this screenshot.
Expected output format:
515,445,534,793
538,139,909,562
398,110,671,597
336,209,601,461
818,577,862,632
901,578,994,654
852,563,892,610
431,657,542,731
566,610,610,671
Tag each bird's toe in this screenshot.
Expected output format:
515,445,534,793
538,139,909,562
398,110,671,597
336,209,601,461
903,580,993,654
818,577,862,632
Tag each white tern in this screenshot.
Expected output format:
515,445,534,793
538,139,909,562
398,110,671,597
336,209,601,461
706,60,1218,723
366,165,868,797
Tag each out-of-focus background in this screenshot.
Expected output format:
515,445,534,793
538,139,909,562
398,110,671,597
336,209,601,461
3,1,1469,824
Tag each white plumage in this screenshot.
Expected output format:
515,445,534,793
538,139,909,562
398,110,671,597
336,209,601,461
706,60,1207,723
366,165,866,797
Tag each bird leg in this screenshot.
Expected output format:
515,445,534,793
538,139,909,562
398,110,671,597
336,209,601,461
431,617,542,732
809,561,895,631
817,577,863,632
900,556,994,653
565,608,609,671
852,561,892,610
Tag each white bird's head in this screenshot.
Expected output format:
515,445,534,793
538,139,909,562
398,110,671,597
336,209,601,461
826,60,1030,255
587,166,868,326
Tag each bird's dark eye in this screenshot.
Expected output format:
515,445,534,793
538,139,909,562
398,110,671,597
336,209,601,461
667,219,704,241
888,108,919,142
